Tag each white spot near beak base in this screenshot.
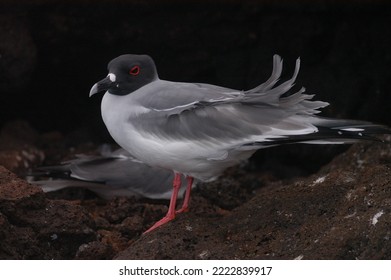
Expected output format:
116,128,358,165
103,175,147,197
108,73,116,82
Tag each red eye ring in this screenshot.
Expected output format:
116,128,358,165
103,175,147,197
129,65,140,76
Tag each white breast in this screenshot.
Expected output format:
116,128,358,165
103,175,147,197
101,91,148,148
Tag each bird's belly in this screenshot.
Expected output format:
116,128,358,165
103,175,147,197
118,127,236,180
104,117,245,180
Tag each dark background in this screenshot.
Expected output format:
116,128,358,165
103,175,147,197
1,0,391,142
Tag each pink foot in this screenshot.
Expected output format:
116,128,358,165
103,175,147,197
143,214,175,234
142,175,195,234
143,173,182,234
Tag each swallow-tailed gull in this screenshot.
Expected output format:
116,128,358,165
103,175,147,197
32,146,187,199
90,54,390,233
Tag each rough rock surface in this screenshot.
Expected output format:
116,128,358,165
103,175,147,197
116,139,391,259
0,166,96,259
1,120,391,259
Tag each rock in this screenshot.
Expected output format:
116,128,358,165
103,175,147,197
115,140,391,259
2,132,391,259
75,241,115,260
0,121,44,174
0,166,96,259
0,148,44,174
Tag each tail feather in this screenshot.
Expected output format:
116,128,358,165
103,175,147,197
313,117,391,136
242,118,391,147
245,55,301,105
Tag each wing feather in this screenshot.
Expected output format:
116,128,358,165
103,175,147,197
131,55,325,142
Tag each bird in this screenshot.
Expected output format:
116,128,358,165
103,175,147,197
30,146,188,199
89,54,390,233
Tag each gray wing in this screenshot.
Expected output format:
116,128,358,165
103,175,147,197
32,148,187,199
131,55,329,143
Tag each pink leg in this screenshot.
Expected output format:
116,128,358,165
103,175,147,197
176,176,194,214
143,173,182,234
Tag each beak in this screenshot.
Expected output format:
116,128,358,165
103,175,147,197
89,76,114,97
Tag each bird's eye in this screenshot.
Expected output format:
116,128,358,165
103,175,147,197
129,65,140,76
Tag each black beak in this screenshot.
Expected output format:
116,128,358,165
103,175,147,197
89,76,114,97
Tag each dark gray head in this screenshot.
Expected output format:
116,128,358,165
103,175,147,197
89,54,158,96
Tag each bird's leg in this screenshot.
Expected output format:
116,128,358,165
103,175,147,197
176,176,194,214
143,173,182,234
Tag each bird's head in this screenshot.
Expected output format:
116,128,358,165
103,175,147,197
89,54,158,97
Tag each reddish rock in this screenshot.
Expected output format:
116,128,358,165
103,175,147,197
0,166,96,259
115,141,391,259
